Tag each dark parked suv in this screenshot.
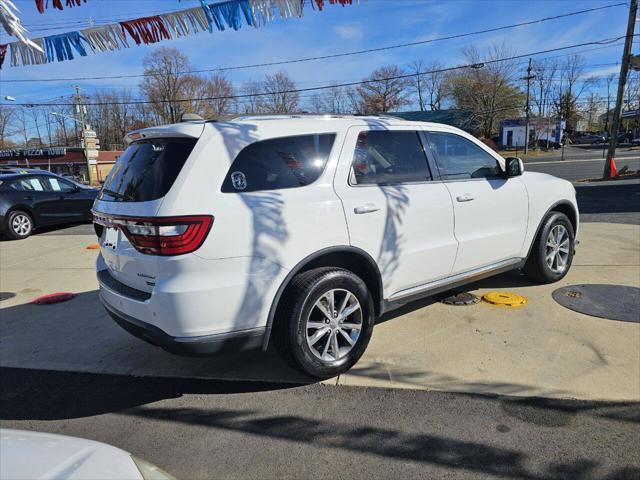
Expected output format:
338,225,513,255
0,172,98,239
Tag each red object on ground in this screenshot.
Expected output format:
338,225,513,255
31,292,76,305
85,243,100,250
608,156,618,178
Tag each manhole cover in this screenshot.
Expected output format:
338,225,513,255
0,292,16,302
482,292,527,308
440,292,480,306
552,284,640,323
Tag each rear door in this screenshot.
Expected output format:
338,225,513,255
333,127,458,298
424,130,528,274
93,137,199,292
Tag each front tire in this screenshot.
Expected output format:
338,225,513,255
523,212,574,283
5,210,34,239
275,267,375,379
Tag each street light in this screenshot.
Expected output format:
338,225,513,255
51,111,85,128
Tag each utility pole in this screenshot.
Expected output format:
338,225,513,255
603,0,637,179
523,58,535,155
74,85,93,185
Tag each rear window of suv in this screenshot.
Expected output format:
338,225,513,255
99,138,197,202
221,134,336,193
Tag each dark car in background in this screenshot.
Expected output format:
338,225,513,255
0,172,98,239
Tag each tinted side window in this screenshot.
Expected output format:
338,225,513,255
222,134,335,193
350,131,431,185
10,178,44,191
43,177,76,192
427,132,501,179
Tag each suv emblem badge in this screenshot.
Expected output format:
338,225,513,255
230,171,247,190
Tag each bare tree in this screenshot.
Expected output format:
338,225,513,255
140,47,199,124
604,73,616,133
240,80,264,114
445,44,524,137
532,59,558,118
261,71,299,113
581,92,603,131
0,106,16,148
87,89,143,150
308,86,351,114
409,59,445,111
356,65,410,114
553,54,595,130
198,74,235,118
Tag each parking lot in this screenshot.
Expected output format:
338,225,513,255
1,178,639,478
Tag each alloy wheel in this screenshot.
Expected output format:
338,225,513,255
305,288,362,363
11,214,31,236
545,224,570,274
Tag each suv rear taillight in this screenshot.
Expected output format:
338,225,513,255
94,214,213,256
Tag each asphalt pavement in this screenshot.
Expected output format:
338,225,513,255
1,368,638,480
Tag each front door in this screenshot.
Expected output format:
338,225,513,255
424,130,528,274
40,176,87,222
333,127,458,298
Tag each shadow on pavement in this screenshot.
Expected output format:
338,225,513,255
1,367,638,480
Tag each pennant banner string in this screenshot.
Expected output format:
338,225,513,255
1,0,43,52
35,0,88,14
4,0,360,68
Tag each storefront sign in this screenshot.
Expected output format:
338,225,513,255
0,147,67,158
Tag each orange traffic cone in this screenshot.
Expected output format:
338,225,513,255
608,157,618,178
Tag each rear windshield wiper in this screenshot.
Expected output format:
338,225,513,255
101,188,126,200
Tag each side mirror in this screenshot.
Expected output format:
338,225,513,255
505,157,524,177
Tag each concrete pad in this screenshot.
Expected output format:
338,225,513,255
0,234,311,384
1,223,639,400
341,222,640,401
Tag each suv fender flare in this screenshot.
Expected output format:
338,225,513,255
525,200,578,259
262,246,383,351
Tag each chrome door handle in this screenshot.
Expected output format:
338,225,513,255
354,204,380,214
456,194,475,202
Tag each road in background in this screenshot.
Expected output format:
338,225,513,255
526,159,640,182
518,145,639,164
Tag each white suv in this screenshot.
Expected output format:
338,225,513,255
93,115,578,378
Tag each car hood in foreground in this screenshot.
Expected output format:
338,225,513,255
0,429,143,480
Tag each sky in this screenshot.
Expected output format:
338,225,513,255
0,0,636,112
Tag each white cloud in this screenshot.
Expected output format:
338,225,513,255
334,25,363,41
586,65,620,78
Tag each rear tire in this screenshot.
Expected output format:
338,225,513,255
274,267,375,379
5,210,33,240
523,212,574,283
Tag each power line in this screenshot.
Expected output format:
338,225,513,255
0,2,628,84
2,35,634,108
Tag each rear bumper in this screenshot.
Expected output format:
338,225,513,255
100,294,266,356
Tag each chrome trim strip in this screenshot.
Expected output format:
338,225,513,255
387,257,523,302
